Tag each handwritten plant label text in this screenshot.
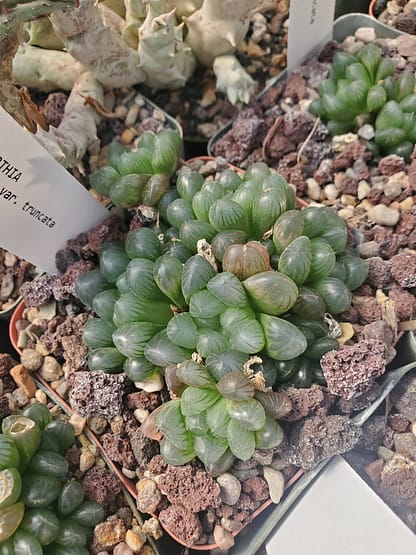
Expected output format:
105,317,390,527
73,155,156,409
0,107,108,274
287,0,337,72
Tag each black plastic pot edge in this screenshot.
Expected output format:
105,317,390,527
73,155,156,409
207,12,405,157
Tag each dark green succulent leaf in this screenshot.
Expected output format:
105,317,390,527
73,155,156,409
243,270,299,315
107,141,128,169
306,238,336,282
278,236,312,286
326,120,356,135
193,315,221,330
226,419,256,461
226,398,265,431
383,75,400,101
272,209,304,255
321,94,354,122
160,437,195,466
82,318,115,349
110,174,148,208
166,313,197,350
112,322,162,358
158,187,180,222
125,258,161,300
205,350,250,381
176,170,205,202
308,98,325,118
303,336,339,360
125,227,162,261
218,168,243,193
206,272,248,307
99,242,130,284
291,285,326,321
184,412,209,435
196,328,228,358
144,330,193,367
166,198,195,228
309,276,352,314
208,198,249,233
375,57,395,81
255,416,284,449
123,356,156,382
181,254,217,303
318,78,336,96
211,230,247,262
355,43,381,82
157,399,192,451
74,269,111,308
385,141,414,159
220,306,256,332
228,319,265,354
216,371,254,400
375,100,404,130
179,220,217,252
330,50,358,81
336,253,369,291
89,165,119,196
88,347,125,373
191,190,218,222
176,360,215,388
137,130,156,150
92,289,119,322
399,94,416,113
205,449,235,476
375,127,407,148
193,434,228,465
189,289,226,318
180,386,221,416
151,129,182,176
243,162,271,184
153,254,186,307
251,187,287,239
259,314,308,361
344,62,371,85
366,84,387,112
113,293,172,327
319,208,348,254
116,148,153,175
205,398,231,438
397,71,416,101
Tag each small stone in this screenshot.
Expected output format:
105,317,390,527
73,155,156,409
79,448,96,473
221,517,243,532
306,177,321,201
133,408,149,423
357,124,375,141
355,27,376,43
69,412,87,435
377,446,394,461
263,467,285,504
10,364,36,398
55,381,69,399
384,172,405,199
136,478,162,514
324,184,339,200
395,34,416,57
358,241,380,259
393,433,416,459
400,197,414,211
340,194,356,206
216,473,241,505
122,467,136,479
125,529,146,553
357,180,371,200
11,388,29,407
113,543,134,555
39,356,63,382
20,348,43,371
120,128,136,145
141,516,163,540
35,389,47,404
213,524,235,550
0,274,14,302
337,207,355,220
367,204,400,226
87,415,108,435
125,103,141,127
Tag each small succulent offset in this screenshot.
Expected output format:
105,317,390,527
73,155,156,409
0,403,104,552
309,43,416,159
88,128,182,209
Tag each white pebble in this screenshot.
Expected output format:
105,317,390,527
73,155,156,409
263,466,285,504
306,177,321,201
355,27,376,43
367,204,400,226
357,180,371,200
324,184,339,201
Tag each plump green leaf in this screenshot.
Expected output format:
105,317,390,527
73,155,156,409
184,413,209,435
151,129,182,176
226,419,256,461
216,371,254,400
180,386,221,416
193,434,228,465
160,437,195,466
255,416,284,449
278,236,312,285
123,357,156,382
74,269,111,308
206,272,248,307
243,271,298,315
306,237,336,282
226,398,265,431
157,399,192,451
110,174,148,208
375,127,407,148
189,289,226,318
176,170,204,202
92,289,119,322
116,148,153,175
113,293,172,327
205,398,231,439
196,328,228,358
356,43,381,81
88,347,125,373
366,84,387,112
259,313,308,360
125,227,162,261
272,209,305,255
228,319,265,354
220,306,256,332
166,313,197,350
179,220,217,252
205,350,250,381
153,254,186,307
82,318,115,349
375,100,404,130
176,360,215,388
112,322,162,358
181,255,217,303
310,277,352,314
144,330,193,367
125,258,161,300
208,198,249,233
89,166,119,196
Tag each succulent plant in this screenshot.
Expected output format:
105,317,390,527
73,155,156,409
309,43,416,159
0,403,104,551
76,162,369,468
88,128,182,208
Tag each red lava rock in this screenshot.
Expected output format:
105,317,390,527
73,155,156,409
337,383,383,414
101,434,136,469
242,477,269,502
128,429,159,476
283,73,307,103
87,215,127,253
288,415,362,470
321,340,388,400
43,92,68,128
390,374,416,421
353,297,383,325
20,273,56,307
379,455,416,508
68,371,126,418
388,285,416,319
83,467,122,505
365,458,385,486
389,414,410,433
282,110,315,144
157,463,221,512
365,257,392,287
389,250,416,287
279,384,335,422
126,391,161,411
378,154,406,176
0,396,10,420
0,353,16,378
158,504,203,547
52,260,95,300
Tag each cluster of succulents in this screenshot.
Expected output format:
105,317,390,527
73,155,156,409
75,158,369,466
0,403,104,554
89,128,182,209
309,43,416,159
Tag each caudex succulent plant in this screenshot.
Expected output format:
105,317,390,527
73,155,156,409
75,137,369,469
0,403,105,553
309,43,416,159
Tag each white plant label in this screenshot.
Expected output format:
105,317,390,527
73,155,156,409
0,107,108,274
287,0,337,72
